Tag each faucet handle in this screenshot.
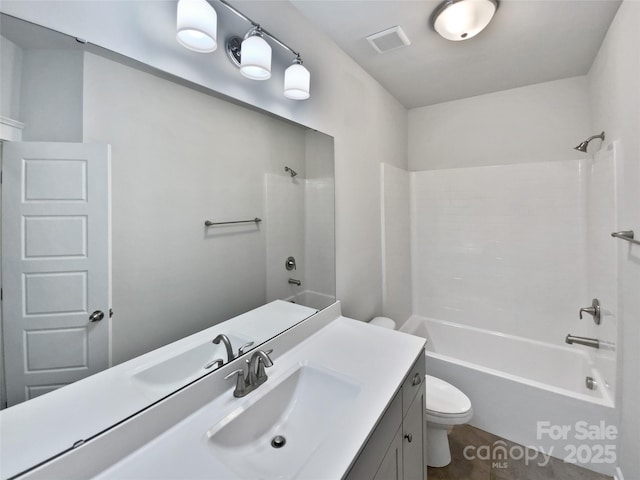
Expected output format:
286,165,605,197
224,369,247,398
238,341,254,356
255,350,274,383
204,358,224,370
578,299,601,325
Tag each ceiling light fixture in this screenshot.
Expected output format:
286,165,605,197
431,0,498,41
176,0,218,52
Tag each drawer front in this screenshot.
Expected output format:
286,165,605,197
402,350,426,418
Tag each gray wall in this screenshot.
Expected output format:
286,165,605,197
408,76,590,171
0,35,23,120
588,2,640,477
82,52,308,364
20,49,83,142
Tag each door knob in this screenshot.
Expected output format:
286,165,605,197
89,310,105,322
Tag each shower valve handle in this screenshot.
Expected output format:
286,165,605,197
579,298,601,325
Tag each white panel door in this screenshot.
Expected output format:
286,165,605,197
2,142,111,406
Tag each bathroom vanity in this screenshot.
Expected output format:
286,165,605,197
5,302,426,479
345,349,426,480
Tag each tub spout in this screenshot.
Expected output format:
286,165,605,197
565,334,599,349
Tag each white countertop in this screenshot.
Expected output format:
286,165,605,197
92,317,426,479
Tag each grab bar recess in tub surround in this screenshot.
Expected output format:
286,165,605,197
611,230,640,246
205,217,262,227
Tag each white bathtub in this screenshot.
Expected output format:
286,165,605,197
401,315,618,476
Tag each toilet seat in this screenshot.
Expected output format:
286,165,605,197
425,375,472,418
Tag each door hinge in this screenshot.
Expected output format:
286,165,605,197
1,288,3,301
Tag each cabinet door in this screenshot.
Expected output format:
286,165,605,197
374,428,403,480
403,390,425,480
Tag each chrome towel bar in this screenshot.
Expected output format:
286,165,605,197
205,217,262,227
611,230,640,246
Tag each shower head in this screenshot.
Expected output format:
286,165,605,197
574,131,605,153
284,166,298,177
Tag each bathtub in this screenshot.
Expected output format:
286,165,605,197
401,315,617,476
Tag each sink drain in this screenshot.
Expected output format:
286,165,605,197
271,435,286,448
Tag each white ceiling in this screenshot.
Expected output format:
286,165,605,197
291,0,622,108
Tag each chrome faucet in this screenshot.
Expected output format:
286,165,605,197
224,349,274,398
579,298,601,325
565,334,600,349
212,334,235,363
288,278,301,286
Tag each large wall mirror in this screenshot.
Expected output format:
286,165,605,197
0,12,335,477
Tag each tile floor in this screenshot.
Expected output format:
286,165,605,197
426,425,613,480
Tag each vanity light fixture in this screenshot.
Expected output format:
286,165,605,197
284,57,310,100
240,27,272,80
176,0,218,52
431,0,498,41
176,0,310,100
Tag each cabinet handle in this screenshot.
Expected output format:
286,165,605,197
412,373,422,386
404,433,413,443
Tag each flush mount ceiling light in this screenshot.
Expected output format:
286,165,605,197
431,0,498,41
176,0,218,52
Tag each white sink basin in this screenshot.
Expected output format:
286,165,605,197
206,364,361,479
131,334,250,390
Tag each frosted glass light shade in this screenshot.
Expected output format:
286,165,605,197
176,0,217,52
284,63,310,100
240,35,272,80
433,0,497,41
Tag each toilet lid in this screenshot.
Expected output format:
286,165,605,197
425,375,471,415
369,317,396,329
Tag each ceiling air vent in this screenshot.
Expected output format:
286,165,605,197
366,26,411,54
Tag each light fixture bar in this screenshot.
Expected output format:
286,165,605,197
216,0,300,57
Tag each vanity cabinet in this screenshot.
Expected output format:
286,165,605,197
345,350,426,480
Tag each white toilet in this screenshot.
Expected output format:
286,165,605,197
369,317,473,468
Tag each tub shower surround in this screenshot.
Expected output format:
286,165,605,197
408,156,621,475
411,160,587,345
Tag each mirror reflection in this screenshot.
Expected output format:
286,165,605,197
0,12,335,412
